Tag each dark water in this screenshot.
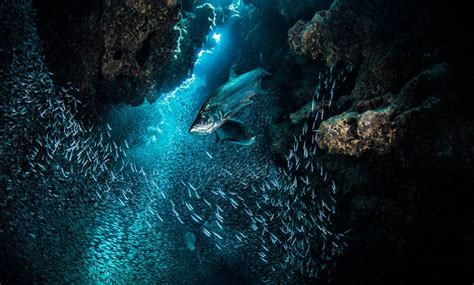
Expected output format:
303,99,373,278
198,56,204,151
1,0,347,283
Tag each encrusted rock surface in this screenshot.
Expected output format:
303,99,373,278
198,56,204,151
35,0,212,108
150,3,215,102
1,0,471,284
317,64,448,157
99,0,180,105
244,0,332,21
287,0,422,67
282,0,472,283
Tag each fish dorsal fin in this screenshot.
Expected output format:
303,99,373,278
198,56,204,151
229,66,238,80
255,86,268,95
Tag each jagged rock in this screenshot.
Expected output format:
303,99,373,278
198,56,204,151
288,0,372,66
287,0,455,158
317,64,448,157
35,0,211,108
317,111,360,156
283,1,471,284
98,0,181,105
350,40,430,101
288,0,426,67
150,4,215,102
244,0,332,21
394,63,449,109
289,101,313,125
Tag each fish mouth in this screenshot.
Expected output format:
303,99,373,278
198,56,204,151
189,125,202,134
189,124,215,135
189,114,222,134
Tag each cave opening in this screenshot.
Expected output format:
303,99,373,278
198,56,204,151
1,0,470,284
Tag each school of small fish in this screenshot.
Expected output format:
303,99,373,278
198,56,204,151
1,1,349,283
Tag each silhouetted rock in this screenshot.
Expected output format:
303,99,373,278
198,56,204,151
36,0,212,108
282,0,472,283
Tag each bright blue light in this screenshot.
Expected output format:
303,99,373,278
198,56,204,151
212,33,221,44
194,28,226,78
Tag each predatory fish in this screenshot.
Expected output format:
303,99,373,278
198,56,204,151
189,67,269,134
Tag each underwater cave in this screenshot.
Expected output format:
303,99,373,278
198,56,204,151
1,0,472,284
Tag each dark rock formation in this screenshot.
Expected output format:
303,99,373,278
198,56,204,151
244,0,332,21
283,0,472,283
35,0,213,109
288,0,414,67
318,64,448,157
286,0,471,159
150,3,215,102
2,0,472,283
231,0,335,158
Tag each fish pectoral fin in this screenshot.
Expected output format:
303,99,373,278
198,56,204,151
255,86,268,95
215,133,221,143
228,137,256,146
242,99,254,107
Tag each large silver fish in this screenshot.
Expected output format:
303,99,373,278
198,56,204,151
189,67,269,134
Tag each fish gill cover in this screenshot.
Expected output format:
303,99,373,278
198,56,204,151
1,0,471,284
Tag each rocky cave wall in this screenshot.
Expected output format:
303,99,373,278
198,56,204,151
283,0,472,283
233,0,472,283
2,0,471,283
35,0,214,111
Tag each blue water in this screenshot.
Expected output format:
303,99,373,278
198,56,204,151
81,5,286,282
2,1,344,282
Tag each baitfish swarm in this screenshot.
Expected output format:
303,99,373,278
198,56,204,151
233,67,350,283
1,1,348,283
